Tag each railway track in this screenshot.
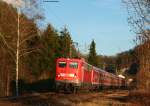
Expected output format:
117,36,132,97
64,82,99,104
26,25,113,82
0,90,141,106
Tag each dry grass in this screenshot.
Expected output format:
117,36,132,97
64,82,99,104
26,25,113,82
129,90,150,106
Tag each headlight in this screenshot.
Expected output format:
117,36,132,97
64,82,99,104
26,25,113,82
57,74,61,77
74,73,77,77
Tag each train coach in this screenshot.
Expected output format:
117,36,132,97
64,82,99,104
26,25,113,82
55,58,126,93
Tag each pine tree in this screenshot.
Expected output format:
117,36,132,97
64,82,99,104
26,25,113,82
59,27,72,58
26,24,60,79
42,24,59,77
88,40,98,67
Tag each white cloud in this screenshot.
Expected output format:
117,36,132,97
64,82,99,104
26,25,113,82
2,0,14,4
2,0,25,7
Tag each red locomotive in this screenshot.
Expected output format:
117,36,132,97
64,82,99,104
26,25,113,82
55,58,126,93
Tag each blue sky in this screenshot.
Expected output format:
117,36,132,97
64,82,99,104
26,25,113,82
41,0,136,56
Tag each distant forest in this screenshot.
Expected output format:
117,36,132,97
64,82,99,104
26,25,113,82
0,0,149,96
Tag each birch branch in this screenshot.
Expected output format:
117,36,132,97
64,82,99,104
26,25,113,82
0,33,16,62
19,48,40,58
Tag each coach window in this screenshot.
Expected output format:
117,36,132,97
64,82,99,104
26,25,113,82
58,62,66,68
69,62,78,69
84,64,87,70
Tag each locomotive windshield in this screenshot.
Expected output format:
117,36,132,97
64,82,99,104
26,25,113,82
69,62,78,69
58,62,66,68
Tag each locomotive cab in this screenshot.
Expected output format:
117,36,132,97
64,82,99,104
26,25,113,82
55,58,81,92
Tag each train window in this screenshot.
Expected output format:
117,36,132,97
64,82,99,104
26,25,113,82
58,62,66,68
84,64,88,70
69,62,78,69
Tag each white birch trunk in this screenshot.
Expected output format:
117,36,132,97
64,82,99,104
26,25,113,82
16,7,20,96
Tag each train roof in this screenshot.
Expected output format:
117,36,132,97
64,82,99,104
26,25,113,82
57,58,82,61
93,66,116,76
57,58,119,78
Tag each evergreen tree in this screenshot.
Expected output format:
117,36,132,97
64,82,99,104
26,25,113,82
42,24,59,75
59,27,72,58
26,24,59,78
88,40,98,67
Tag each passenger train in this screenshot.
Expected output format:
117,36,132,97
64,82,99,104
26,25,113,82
55,58,126,93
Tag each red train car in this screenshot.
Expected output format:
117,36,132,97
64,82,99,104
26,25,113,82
55,58,83,92
55,58,126,93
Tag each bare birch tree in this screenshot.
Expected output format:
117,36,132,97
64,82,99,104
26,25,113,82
0,0,42,96
123,0,150,92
